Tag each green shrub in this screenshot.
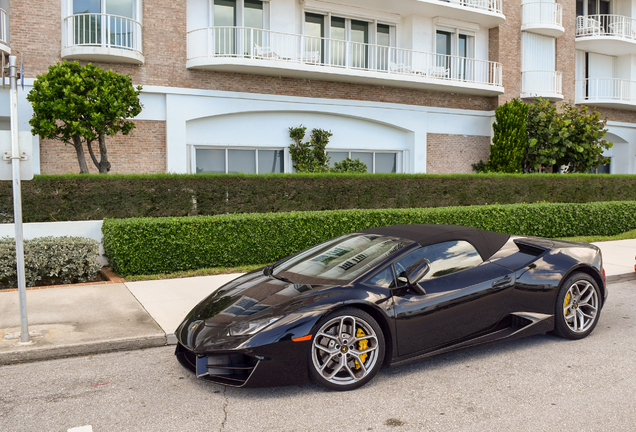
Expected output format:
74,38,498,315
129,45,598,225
288,126,333,172
2,174,636,223
0,236,102,287
486,99,528,173
331,158,368,173
102,201,636,275
526,99,612,173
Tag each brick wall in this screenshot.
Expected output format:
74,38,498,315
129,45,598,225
426,134,491,174
556,0,576,105
496,0,522,104
9,0,496,112
39,120,166,174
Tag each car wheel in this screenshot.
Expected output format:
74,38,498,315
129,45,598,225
309,307,385,391
554,272,602,340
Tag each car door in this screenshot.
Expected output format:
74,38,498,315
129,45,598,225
391,241,515,358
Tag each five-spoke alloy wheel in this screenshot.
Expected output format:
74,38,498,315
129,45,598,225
554,272,602,340
309,308,385,391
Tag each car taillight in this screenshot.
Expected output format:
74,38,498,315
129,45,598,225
602,268,606,286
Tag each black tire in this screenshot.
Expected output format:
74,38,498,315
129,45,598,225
308,307,385,391
553,272,602,340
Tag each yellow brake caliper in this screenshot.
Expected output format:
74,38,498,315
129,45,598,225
354,327,369,370
564,292,571,316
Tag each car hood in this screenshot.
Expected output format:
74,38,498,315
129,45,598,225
176,270,340,350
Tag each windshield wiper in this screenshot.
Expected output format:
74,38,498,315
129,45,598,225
268,271,294,284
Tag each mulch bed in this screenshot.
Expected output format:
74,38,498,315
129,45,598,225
0,267,126,292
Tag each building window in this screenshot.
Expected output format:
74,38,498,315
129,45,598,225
435,28,474,80
195,148,284,174
72,0,137,48
327,151,398,173
304,13,394,70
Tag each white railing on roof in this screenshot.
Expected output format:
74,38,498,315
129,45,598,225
576,78,636,103
522,70,562,96
62,13,142,53
576,14,636,40
187,27,503,87
522,2,563,28
0,9,8,45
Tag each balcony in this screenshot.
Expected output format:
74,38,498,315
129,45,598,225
0,8,9,55
576,78,636,110
61,13,144,64
415,0,505,28
521,2,564,37
186,27,503,96
521,70,563,101
576,15,636,56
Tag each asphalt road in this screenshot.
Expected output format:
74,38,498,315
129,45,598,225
1,280,635,432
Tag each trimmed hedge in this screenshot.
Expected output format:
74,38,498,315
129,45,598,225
2,173,636,222
102,201,636,275
0,236,101,287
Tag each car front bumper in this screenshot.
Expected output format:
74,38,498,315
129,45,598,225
175,340,311,388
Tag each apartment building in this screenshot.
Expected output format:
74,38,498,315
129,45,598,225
1,0,635,174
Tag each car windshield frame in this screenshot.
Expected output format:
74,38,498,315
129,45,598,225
273,233,414,285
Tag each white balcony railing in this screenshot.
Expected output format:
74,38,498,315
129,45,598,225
576,14,636,40
0,8,8,46
522,70,562,97
187,27,503,87
453,0,503,15
62,13,142,53
522,2,562,28
576,78,636,103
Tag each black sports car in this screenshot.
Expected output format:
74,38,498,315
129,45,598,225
175,224,607,391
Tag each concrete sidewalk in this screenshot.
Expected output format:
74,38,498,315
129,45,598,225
1,239,634,366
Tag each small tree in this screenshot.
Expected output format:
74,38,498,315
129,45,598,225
27,61,143,174
288,125,333,172
526,99,612,173
484,99,528,173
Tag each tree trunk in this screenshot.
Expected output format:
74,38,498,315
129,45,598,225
71,135,90,174
97,133,111,173
86,139,100,169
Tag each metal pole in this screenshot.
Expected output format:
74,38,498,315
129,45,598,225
9,55,30,345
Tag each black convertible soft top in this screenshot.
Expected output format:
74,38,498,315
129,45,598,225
358,224,510,261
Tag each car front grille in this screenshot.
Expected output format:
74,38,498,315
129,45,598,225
176,343,258,387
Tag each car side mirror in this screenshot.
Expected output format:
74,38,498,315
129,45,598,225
406,259,430,284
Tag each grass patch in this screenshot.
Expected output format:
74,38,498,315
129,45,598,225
559,229,636,243
123,264,265,281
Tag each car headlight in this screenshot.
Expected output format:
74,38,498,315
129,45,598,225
227,316,283,336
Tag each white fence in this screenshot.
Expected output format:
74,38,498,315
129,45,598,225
522,70,563,96
576,14,636,40
522,2,563,28
576,78,636,102
62,13,143,52
188,27,503,87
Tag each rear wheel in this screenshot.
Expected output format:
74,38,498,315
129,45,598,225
554,272,601,340
309,308,385,391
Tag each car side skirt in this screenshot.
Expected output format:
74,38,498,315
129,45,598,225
390,312,554,367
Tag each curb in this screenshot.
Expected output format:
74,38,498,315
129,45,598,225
607,273,636,284
0,334,167,366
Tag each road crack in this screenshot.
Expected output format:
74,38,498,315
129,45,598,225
219,386,229,432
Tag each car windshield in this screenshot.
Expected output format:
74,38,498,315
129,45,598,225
273,234,412,284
